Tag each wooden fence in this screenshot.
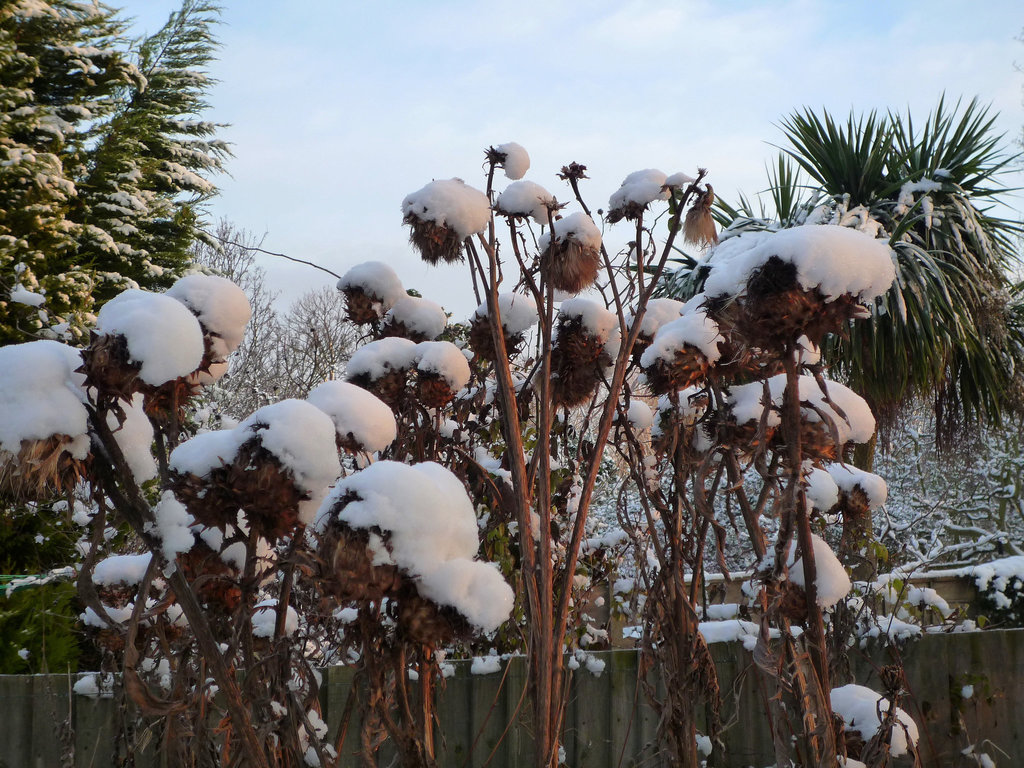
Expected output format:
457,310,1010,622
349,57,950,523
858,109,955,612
2,629,1022,767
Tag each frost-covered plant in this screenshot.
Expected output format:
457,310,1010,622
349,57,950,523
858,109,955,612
0,269,515,768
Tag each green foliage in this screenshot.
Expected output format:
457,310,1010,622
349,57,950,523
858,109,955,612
0,581,80,673
663,98,1024,440
0,0,227,345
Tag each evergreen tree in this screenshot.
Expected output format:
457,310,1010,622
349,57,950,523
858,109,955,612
0,0,227,345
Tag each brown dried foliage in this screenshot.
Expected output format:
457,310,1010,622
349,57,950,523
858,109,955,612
405,215,464,265
342,286,384,325
170,439,307,541
641,344,710,395
543,237,601,294
550,316,613,407
0,435,89,501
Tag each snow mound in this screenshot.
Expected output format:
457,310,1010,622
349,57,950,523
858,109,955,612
639,307,723,366
96,289,205,385
385,296,447,340
166,274,251,359
402,179,490,239
538,212,602,252
472,292,539,336
414,341,471,390
0,340,89,459
830,684,918,757
703,225,896,302
307,380,397,453
346,337,418,380
494,180,555,224
788,533,851,608
495,142,530,180
608,169,669,216
316,461,514,633
626,298,684,338
827,463,888,508
337,261,405,309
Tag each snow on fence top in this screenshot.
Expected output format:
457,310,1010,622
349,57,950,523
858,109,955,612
0,340,89,458
166,274,251,359
703,225,896,302
95,289,205,385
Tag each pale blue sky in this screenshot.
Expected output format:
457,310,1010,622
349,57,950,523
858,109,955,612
124,1,1024,316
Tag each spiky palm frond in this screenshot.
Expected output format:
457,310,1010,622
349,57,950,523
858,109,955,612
663,99,1024,441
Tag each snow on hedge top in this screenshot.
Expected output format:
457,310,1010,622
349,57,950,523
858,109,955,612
414,341,471,390
316,461,514,632
495,142,530,180
0,341,89,458
559,298,619,344
830,684,918,757
166,274,251,359
346,337,417,380
703,225,896,302
494,180,555,224
827,463,888,508
307,380,397,453
608,169,669,212
965,556,1024,599
96,289,205,385
402,178,490,239
385,296,447,339
337,261,405,308
538,212,602,252
626,297,684,338
93,552,152,587
788,533,851,608
170,399,340,523
472,292,539,336
639,307,723,366
727,375,875,443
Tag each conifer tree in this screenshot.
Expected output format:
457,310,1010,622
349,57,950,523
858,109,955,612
0,0,227,346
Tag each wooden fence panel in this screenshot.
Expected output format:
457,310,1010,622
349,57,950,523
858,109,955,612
3,630,1023,767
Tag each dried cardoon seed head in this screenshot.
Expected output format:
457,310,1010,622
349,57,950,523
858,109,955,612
0,435,90,502
733,256,867,351
347,369,408,410
341,285,382,325
684,184,718,247
415,371,458,409
170,439,307,540
79,332,145,408
178,538,242,613
550,316,612,407
404,215,465,265
641,345,710,395
540,212,603,294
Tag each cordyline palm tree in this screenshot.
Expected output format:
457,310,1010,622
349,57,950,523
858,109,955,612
662,97,1024,458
